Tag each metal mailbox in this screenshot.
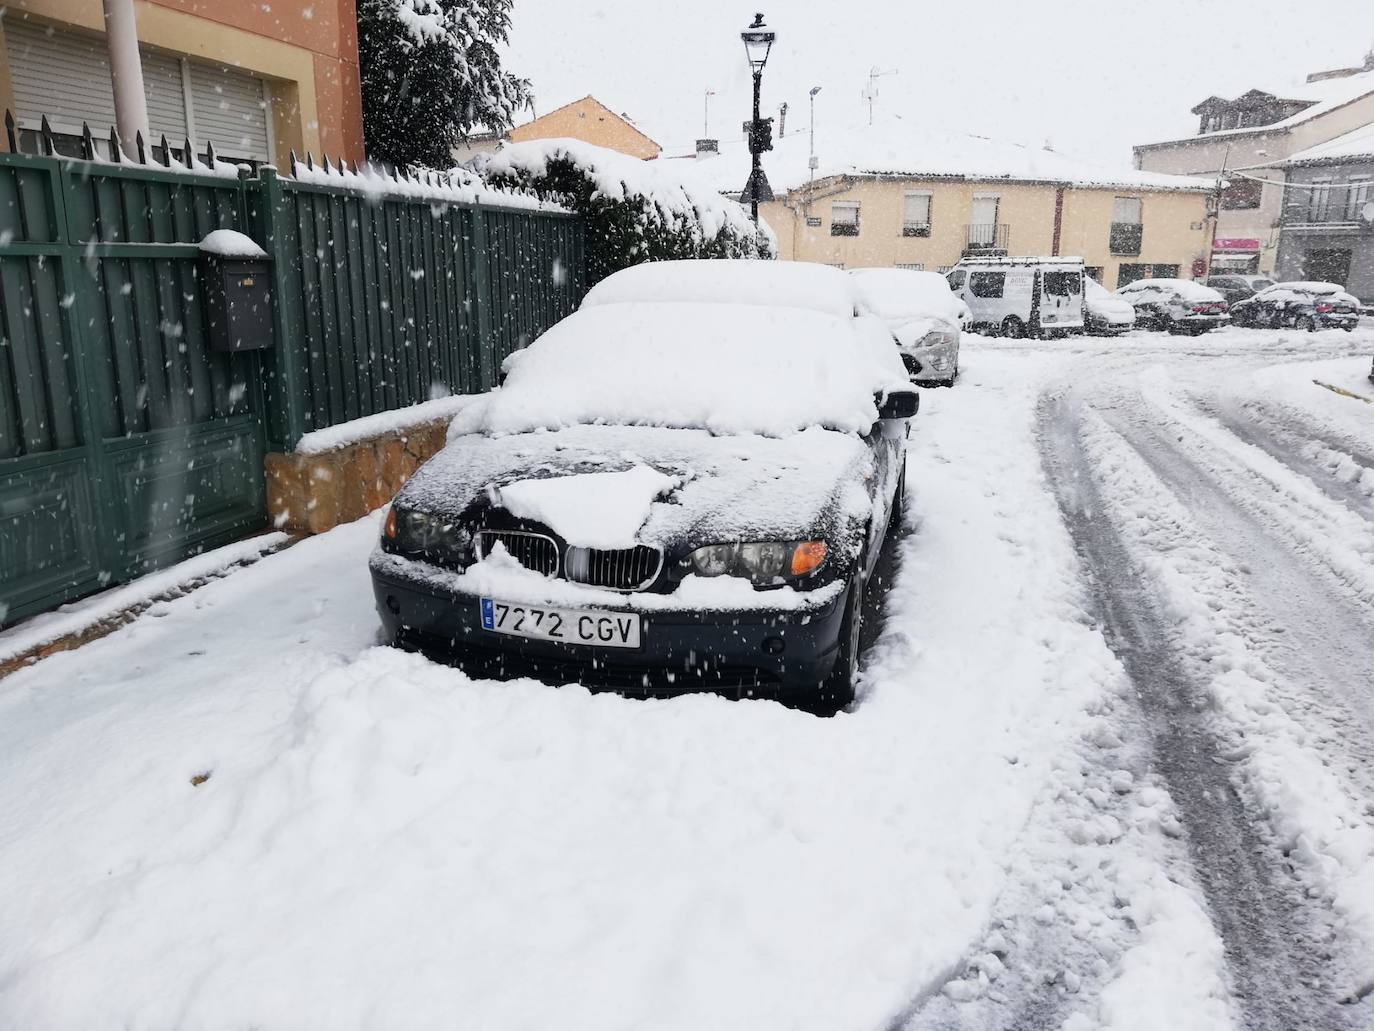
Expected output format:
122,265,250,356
201,254,275,352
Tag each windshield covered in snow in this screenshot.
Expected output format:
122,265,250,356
450,301,910,438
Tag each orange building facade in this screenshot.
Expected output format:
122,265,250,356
0,0,364,164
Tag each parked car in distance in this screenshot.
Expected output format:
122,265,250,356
370,260,917,715
1229,281,1361,332
1113,278,1230,334
1202,274,1275,305
849,267,969,386
1082,276,1136,335
946,256,1085,338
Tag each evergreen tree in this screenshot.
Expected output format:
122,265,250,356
357,0,530,168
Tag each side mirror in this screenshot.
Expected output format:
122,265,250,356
900,353,923,380
877,389,919,420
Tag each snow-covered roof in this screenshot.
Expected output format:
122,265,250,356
1137,69,1374,150
678,114,1214,195
1285,122,1374,165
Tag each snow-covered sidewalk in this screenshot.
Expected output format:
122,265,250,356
3,329,1373,1030
0,346,1135,1031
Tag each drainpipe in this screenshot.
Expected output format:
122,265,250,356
1051,185,1065,256
103,0,150,158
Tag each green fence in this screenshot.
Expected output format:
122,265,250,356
0,133,585,625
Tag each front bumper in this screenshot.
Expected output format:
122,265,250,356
371,565,850,700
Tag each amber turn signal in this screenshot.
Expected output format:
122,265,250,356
790,540,827,577
383,506,398,540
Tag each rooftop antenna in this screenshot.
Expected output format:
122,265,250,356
703,87,716,137
778,100,788,137
862,66,898,126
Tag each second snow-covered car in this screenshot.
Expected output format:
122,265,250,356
1082,276,1136,336
1229,281,1361,332
1114,278,1230,334
370,261,917,714
849,267,969,386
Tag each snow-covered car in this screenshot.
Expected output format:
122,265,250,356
848,267,968,386
370,260,917,714
1229,281,1361,332
1113,278,1230,335
1201,274,1275,305
1082,276,1136,336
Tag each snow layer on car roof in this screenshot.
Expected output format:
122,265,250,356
1121,279,1223,301
848,268,965,323
451,301,909,438
580,259,862,320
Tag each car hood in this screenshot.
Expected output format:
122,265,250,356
396,424,877,548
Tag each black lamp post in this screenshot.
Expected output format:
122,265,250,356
740,12,775,224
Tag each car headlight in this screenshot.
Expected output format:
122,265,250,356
917,329,958,349
683,540,827,585
382,505,472,567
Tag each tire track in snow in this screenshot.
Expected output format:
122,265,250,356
1196,398,1374,521
1038,391,1358,1031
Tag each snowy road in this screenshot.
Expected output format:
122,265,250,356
2,327,1374,1030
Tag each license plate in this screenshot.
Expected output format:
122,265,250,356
479,599,642,648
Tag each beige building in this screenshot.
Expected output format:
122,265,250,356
685,117,1214,289
508,95,661,160
0,0,364,164
1134,54,1374,276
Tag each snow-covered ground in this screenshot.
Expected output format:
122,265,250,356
2,325,1373,1030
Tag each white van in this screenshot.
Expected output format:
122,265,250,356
946,257,1085,338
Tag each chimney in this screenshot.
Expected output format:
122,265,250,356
694,138,719,158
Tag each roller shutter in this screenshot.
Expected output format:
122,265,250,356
4,22,267,161
188,62,270,162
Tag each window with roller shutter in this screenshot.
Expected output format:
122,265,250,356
4,21,270,164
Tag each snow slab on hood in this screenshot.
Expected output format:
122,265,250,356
496,464,679,548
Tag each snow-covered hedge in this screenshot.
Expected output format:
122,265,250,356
475,139,774,284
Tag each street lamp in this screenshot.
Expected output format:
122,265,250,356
740,12,775,224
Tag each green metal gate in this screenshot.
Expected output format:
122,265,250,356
0,153,265,624
0,142,586,626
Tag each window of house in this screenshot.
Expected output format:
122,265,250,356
1344,178,1371,221
1308,181,1335,222
1110,197,1143,255
902,192,932,237
968,271,1005,298
830,202,860,236
1221,178,1262,210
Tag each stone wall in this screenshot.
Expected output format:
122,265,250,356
265,418,451,535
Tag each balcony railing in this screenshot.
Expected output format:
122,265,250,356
1109,222,1143,256
902,221,932,238
964,223,1009,250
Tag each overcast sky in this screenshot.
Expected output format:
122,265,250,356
506,0,1371,167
